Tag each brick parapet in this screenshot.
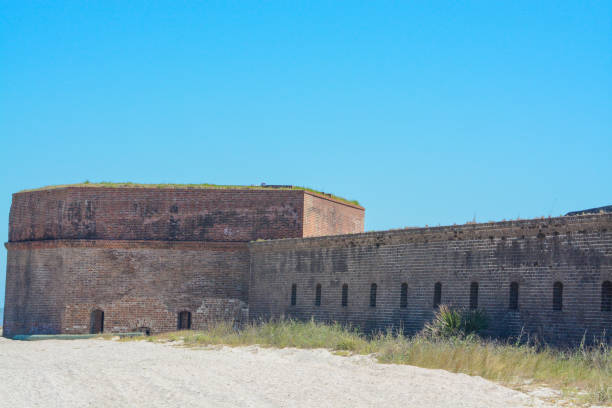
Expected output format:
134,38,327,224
301,190,363,210
13,186,364,210
9,187,306,242
250,214,612,252
302,192,365,237
9,186,365,243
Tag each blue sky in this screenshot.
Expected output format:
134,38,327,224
1,1,611,307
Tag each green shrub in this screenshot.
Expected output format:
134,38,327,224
423,305,489,339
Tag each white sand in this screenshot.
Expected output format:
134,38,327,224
0,337,554,408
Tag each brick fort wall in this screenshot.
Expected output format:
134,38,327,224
9,187,305,242
303,193,364,237
3,186,364,337
9,187,363,242
4,240,249,336
249,214,612,345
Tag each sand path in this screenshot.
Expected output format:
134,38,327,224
0,337,553,408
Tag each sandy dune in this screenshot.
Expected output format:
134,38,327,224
0,337,552,408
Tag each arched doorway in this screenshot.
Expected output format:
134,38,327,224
90,309,104,334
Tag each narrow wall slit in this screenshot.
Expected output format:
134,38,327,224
341,284,348,307
400,283,408,308
370,283,377,308
433,282,442,309
469,282,479,309
291,284,297,306
509,282,519,310
315,283,322,306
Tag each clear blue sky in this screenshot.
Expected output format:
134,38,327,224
1,1,611,308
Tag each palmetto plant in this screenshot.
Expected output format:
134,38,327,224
424,305,489,338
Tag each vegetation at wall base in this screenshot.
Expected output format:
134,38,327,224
114,312,611,405
422,305,489,339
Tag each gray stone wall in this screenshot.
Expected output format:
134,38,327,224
249,214,612,345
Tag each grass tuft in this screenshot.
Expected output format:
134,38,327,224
117,318,612,405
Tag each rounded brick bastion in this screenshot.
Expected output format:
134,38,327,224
3,185,364,337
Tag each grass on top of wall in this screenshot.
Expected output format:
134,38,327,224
18,181,361,206
118,317,612,406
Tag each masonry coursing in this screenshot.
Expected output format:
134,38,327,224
249,214,612,344
3,187,363,337
4,186,611,345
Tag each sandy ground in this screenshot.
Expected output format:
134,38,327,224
0,337,555,408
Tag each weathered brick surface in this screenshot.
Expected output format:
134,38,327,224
9,188,364,242
303,193,364,237
4,247,65,335
11,186,612,345
9,187,306,242
3,241,249,337
249,214,612,345
4,186,364,337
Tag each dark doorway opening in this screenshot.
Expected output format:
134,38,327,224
90,309,104,334
138,327,151,336
177,311,192,330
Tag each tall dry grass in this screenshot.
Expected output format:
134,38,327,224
375,334,612,404
125,318,611,405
